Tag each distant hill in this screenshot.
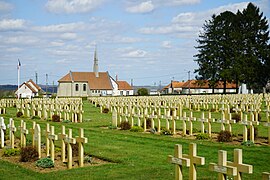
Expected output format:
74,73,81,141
0,85,17,91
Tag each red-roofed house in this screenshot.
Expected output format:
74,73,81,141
15,79,42,98
117,81,134,96
161,81,185,94
181,80,237,94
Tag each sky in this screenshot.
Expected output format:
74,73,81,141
0,0,269,86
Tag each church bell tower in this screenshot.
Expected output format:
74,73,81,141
93,46,99,77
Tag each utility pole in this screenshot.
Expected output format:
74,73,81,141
35,72,38,85
188,71,191,94
46,74,48,97
131,79,133,87
52,81,54,94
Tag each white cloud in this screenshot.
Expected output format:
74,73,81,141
1,36,39,45
33,22,85,33
46,0,105,14
0,1,13,12
161,41,172,48
126,1,154,13
139,2,249,37
154,0,200,6
139,24,194,34
50,41,65,47
59,32,77,40
0,19,26,31
120,48,147,58
5,47,23,52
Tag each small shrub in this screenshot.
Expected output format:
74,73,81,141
217,130,232,142
16,111,23,117
52,114,60,122
31,116,40,120
3,148,20,157
102,108,109,113
62,119,71,123
150,128,156,134
120,121,131,130
241,140,254,146
258,113,261,121
196,133,210,140
193,128,199,133
36,158,54,168
108,125,117,129
161,128,172,136
65,143,78,157
130,126,144,132
247,127,258,140
55,147,61,153
20,146,39,162
141,118,151,129
232,113,241,122
84,155,93,163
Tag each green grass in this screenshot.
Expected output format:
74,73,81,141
0,99,269,179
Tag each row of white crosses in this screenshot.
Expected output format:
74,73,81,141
14,98,84,122
168,143,262,180
0,117,88,169
92,94,270,143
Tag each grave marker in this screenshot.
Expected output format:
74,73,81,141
58,125,67,162
65,128,76,169
182,143,205,180
9,118,16,149
48,126,58,163
209,150,237,180
168,144,190,180
34,124,41,158
0,117,6,148
19,120,28,148
75,128,88,167
227,149,253,180
45,123,50,157
262,172,270,180
29,121,36,147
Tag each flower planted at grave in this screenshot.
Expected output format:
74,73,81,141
36,158,54,168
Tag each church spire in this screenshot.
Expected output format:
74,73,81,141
93,45,99,77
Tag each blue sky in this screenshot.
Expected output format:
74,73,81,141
0,0,269,86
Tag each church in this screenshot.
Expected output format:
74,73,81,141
57,49,133,97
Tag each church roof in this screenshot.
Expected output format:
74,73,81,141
117,81,133,90
58,71,113,90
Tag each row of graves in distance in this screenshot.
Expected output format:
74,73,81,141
0,98,83,123
89,94,270,145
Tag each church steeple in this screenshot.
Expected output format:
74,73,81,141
93,46,99,77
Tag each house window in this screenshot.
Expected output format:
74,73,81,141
75,84,79,91
126,91,129,96
120,91,123,95
83,84,87,91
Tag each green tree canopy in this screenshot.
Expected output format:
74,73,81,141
194,3,270,93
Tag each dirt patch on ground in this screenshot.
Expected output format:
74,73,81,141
0,139,111,173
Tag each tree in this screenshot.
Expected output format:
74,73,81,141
137,88,149,96
194,3,270,93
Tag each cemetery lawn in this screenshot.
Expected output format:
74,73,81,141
0,100,269,180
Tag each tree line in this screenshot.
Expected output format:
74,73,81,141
194,3,270,93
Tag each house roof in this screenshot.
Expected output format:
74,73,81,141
15,79,41,94
117,81,133,90
162,81,185,91
58,71,113,90
182,80,237,89
27,79,41,91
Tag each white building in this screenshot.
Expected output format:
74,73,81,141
15,79,42,98
57,49,133,97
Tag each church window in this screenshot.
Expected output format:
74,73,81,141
83,84,87,91
75,84,79,91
